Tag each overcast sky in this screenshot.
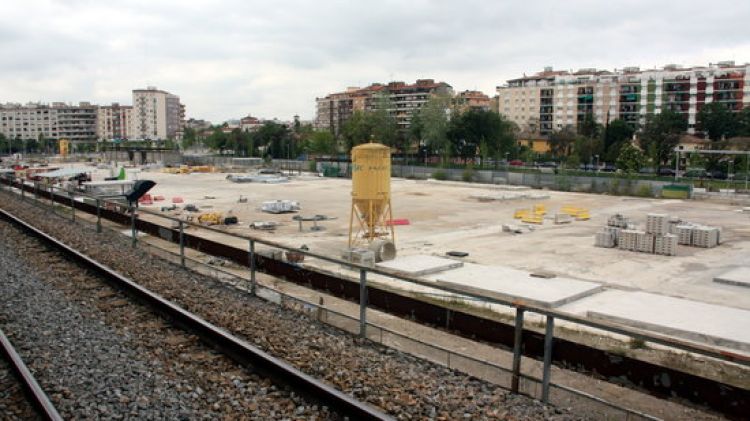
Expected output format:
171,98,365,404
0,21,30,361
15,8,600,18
1,0,748,123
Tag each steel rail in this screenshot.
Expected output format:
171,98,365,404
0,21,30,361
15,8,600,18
0,208,392,421
0,327,63,421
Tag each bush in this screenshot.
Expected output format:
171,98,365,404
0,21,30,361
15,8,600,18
433,169,448,180
636,184,653,197
308,161,317,172
462,166,476,182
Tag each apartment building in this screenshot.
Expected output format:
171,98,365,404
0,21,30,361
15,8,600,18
96,103,133,141
131,86,185,141
0,102,97,143
497,62,750,135
315,79,453,136
454,90,492,113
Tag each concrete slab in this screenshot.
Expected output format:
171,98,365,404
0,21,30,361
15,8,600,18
714,267,750,288
584,290,750,352
377,255,463,276
426,263,603,308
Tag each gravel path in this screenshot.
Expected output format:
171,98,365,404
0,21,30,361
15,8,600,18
0,219,334,419
0,192,583,420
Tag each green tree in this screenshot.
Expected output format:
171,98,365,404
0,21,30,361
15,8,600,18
206,128,228,153
615,142,646,174
578,113,602,139
548,128,576,158
306,130,337,155
182,127,198,149
735,107,750,136
603,119,635,161
698,102,736,141
447,109,516,164
573,135,603,165
254,122,290,158
341,110,374,152
414,93,452,163
639,109,686,172
369,92,399,149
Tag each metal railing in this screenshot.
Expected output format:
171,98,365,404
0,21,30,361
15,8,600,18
1,174,748,419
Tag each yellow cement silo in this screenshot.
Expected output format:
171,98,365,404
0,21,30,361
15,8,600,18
349,142,395,256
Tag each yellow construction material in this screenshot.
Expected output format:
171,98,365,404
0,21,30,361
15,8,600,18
522,214,544,224
561,205,590,220
59,139,70,156
161,167,181,174
198,212,223,226
514,209,529,219
349,142,394,247
533,204,546,216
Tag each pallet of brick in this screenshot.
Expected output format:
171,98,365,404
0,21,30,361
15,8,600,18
595,231,615,248
604,226,621,244
636,232,655,253
646,213,669,235
619,229,638,251
676,224,694,245
692,226,719,248
607,214,630,228
655,234,678,256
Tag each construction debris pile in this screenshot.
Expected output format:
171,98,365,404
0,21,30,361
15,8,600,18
595,213,722,255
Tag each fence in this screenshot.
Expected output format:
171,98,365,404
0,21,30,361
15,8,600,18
1,174,748,419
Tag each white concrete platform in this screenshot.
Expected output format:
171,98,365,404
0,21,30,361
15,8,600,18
581,290,750,352
377,255,463,276
426,263,603,308
713,267,750,288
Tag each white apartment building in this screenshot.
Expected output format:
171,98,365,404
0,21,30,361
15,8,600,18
497,62,750,136
96,103,133,141
131,86,185,141
0,102,97,143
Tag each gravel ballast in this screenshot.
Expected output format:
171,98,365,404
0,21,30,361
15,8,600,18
0,191,582,420
0,219,333,419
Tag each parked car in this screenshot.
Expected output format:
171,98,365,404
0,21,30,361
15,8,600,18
684,169,709,178
658,168,676,177
601,164,616,173
509,159,524,166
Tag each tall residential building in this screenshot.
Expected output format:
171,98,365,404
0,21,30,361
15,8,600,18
96,103,133,141
497,62,750,136
315,79,453,136
131,86,185,141
0,102,97,143
454,90,492,112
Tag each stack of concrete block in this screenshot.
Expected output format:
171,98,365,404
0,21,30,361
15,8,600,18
636,232,655,253
607,214,631,228
676,224,694,245
595,230,616,248
618,229,639,251
692,226,719,248
655,234,678,256
604,226,622,244
646,213,669,235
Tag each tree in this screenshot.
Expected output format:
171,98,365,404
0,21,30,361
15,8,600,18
369,92,399,149
547,128,576,158
735,107,750,137
615,142,646,174
603,119,634,161
447,109,516,164
639,110,686,172
698,102,736,141
414,93,452,163
578,113,602,139
254,121,290,158
206,128,228,153
182,127,198,149
573,135,603,165
306,130,337,155
341,110,374,152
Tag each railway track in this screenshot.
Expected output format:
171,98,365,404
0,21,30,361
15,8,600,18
0,208,389,420
0,190,576,420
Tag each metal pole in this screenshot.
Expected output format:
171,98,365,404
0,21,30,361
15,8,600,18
542,316,555,403
179,221,185,267
674,150,679,182
130,205,136,248
96,199,102,233
359,268,368,338
69,191,75,222
511,307,525,393
249,240,256,296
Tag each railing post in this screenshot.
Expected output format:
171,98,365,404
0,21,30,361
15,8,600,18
511,307,525,393
249,239,256,296
130,205,136,248
179,220,185,267
69,191,75,222
542,316,555,403
96,199,102,233
359,268,368,338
